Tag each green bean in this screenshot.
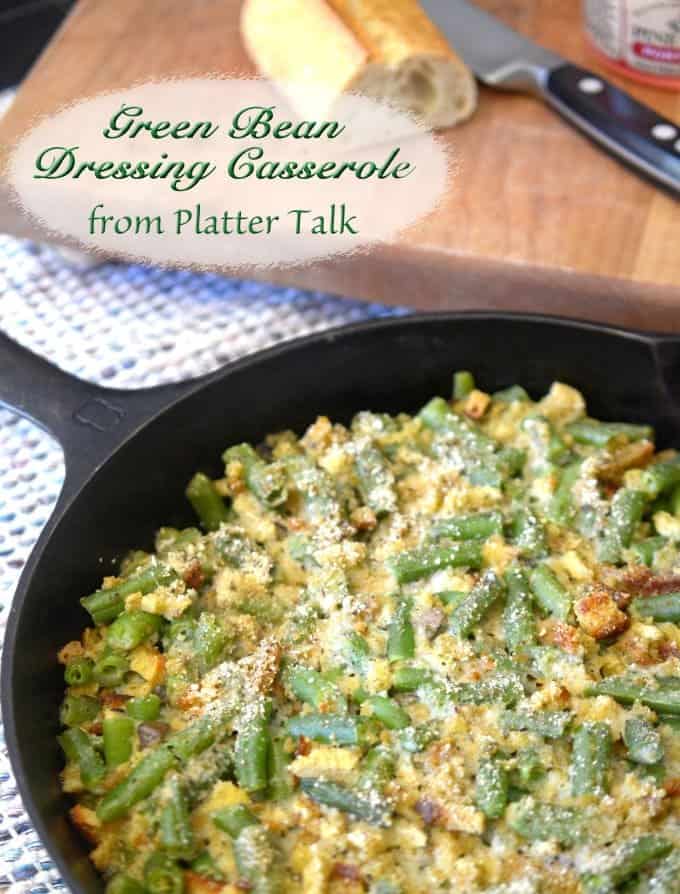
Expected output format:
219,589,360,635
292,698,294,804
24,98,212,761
103,716,135,767
214,808,280,893
566,419,653,447
235,707,271,793
503,566,536,653
585,676,680,715
59,728,106,789
165,617,197,649
399,724,438,753
213,803,259,837
365,696,410,730
144,853,184,894
354,443,397,516
105,874,146,894
160,779,195,860
186,472,230,531
502,710,571,739
639,456,680,499
514,749,545,789
194,612,227,673
598,488,646,565
435,590,467,609
475,756,509,819
81,564,177,626
632,592,680,623
624,850,680,894
300,777,391,826
223,443,288,508
391,542,483,584
419,396,496,453
93,652,129,687
493,385,529,404
499,447,527,478
126,694,161,722
287,666,345,711
450,570,505,638
581,836,672,893
510,508,548,559
287,713,366,746
420,671,524,710
106,610,162,652
64,657,94,687
430,511,503,542
190,852,225,882
344,631,370,671
387,597,415,661
98,712,222,822
97,745,175,822
453,370,475,400
623,717,664,766
571,722,611,796
548,461,582,526
521,415,568,469
167,715,218,762
360,745,395,791
391,665,432,693
508,798,583,845
283,454,341,525
529,564,571,621
267,738,293,801
232,824,281,894
155,526,201,556
60,694,99,727
630,536,667,567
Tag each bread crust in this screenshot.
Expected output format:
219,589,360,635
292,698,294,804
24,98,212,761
327,0,457,65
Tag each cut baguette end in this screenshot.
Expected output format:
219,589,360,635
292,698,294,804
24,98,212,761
351,54,477,128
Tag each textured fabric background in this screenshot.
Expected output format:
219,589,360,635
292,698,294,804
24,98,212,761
0,220,405,890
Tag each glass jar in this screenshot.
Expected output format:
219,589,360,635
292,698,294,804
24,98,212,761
584,0,680,90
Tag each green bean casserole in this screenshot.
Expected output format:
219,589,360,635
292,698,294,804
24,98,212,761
58,373,680,894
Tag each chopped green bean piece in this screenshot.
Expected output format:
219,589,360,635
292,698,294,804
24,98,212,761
476,756,509,819
529,564,571,620
623,717,664,766
186,472,230,531
391,542,483,584
571,722,611,796
300,778,391,826
632,593,680,623
365,695,410,730
581,835,672,893
453,370,475,400
430,511,503,542
509,798,583,845
450,570,505,638
387,597,415,661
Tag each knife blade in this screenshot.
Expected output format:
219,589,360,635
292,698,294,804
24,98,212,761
419,0,680,195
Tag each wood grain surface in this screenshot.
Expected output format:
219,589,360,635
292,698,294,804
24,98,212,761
0,0,679,328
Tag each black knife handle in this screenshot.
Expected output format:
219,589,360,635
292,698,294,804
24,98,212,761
544,63,680,196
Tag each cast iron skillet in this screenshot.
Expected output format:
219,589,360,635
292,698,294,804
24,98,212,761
3,311,680,893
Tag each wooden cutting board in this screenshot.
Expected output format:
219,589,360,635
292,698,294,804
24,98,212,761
1,0,679,329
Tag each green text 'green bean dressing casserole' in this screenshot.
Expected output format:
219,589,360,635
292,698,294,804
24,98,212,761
58,374,680,894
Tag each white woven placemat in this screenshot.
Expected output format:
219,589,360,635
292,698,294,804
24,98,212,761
0,228,405,891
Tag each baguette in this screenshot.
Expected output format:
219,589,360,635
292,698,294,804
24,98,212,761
240,0,477,129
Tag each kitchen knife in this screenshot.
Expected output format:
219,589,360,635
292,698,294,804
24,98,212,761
419,0,680,196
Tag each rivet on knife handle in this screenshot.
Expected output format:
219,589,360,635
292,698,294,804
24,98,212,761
543,64,680,196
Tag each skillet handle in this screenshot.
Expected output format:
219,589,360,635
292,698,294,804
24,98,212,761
0,328,201,489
